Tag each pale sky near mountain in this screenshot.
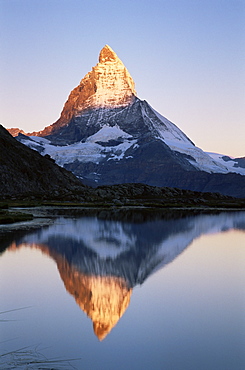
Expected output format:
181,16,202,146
0,0,244,157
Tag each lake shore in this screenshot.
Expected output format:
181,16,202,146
1,196,245,226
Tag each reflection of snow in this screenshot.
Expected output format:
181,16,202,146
22,217,136,259
152,212,245,275
20,212,245,273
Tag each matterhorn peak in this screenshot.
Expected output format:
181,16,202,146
99,44,119,63
35,45,137,135
9,44,245,196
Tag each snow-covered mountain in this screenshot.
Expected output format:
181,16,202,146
10,45,245,196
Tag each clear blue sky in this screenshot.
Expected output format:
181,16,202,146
1,0,244,157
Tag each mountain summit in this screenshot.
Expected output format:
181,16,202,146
99,44,118,62
26,45,136,138
10,45,245,197
56,44,136,120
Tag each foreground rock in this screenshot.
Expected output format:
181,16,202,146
0,125,86,198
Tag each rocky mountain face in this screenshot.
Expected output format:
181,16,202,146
9,45,245,197
0,125,85,198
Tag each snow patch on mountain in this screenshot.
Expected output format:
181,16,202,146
137,103,229,174
149,105,192,144
17,135,50,153
207,152,245,176
164,138,229,173
24,132,137,167
28,136,50,144
106,140,137,161
86,124,132,143
47,142,106,166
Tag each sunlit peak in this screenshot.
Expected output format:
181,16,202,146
99,44,119,63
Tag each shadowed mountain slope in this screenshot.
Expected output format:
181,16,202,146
0,125,85,197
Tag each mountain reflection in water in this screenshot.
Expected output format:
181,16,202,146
6,211,245,340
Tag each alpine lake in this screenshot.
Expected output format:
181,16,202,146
0,206,245,370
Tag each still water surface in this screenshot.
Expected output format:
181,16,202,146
0,210,245,369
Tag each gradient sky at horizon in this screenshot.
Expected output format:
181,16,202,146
0,0,244,157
